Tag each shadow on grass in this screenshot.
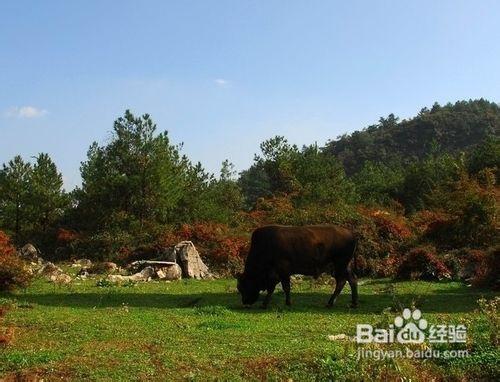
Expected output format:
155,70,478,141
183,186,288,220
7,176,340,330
5,284,493,314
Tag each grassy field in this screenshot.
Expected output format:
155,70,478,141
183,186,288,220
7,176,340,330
0,274,498,381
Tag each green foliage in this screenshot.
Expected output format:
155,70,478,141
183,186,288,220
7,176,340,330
175,160,243,224
0,279,496,380
467,136,500,177
238,162,272,208
77,110,189,230
0,102,498,277
0,154,66,248
241,137,358,213
327,99,500,175
397,151,464,212
0,156,32,240
352,161,404,206
76,111,243,237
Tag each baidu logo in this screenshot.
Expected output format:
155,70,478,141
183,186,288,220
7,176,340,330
394,308,427,343
356,307,466,344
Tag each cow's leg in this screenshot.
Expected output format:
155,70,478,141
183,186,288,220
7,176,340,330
347,270,358,308
327,272,347,307
281,276,292,306
262,282,277,309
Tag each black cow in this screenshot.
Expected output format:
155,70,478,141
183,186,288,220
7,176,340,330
236,225,358,308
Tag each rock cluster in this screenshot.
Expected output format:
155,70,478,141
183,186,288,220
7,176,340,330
20,240,211,285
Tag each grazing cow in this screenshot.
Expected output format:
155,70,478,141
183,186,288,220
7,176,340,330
236,225,358,308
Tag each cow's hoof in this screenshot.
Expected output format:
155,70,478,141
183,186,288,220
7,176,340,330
350,303,358,309
326,303,334,308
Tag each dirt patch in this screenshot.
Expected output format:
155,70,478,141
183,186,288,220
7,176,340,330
0,371,41,382
0,367,76,382
241,355,283,380
144,343,167,375
0,304,14,346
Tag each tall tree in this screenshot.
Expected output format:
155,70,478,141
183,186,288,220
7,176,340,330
0,156,32,240
29,153,66,233
77,110,189,230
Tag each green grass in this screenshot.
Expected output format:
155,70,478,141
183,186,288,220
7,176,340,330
0,276,498,381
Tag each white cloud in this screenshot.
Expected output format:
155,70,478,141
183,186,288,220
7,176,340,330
4,106,48,119
214,78,231,88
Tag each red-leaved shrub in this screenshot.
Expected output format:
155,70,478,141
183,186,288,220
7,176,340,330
471,248,500,290
364,208,413,241
156,223,249,274
56,228,80,244
396,247,451,281
0,231,33,291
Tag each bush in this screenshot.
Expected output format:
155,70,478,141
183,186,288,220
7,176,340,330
396,246,450,281
426,173,497,248
350,207,413,277
157,223,249,274
471,248,499,290
0,231,33,292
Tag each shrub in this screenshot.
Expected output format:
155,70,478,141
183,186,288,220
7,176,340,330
0,231,16,257
56,228,80,244
471,248,500,290
426,173,498,248
350,207,413,277
411,210,454,239
0,231,33,292
396,246,450,281
373,255,401,278
156,223,249,274
362,208,412,241
73,231,135,261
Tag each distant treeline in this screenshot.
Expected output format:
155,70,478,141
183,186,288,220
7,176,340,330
0,100,498,269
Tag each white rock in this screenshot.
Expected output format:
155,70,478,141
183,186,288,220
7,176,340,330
174,241,210,279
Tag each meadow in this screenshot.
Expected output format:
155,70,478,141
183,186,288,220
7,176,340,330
1,275,498,381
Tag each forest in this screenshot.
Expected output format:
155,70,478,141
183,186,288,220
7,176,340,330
0,99,499,290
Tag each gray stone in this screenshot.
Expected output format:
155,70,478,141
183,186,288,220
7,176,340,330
49,273,72,285
74,258,92,268
39,262,62,277
19,244,40,262
108,266,155,283
174,241,210,279
156,263,182,280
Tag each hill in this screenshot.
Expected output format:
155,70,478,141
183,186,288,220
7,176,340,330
325,99,500,175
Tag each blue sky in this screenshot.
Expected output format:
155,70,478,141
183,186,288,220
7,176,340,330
1,0,499,189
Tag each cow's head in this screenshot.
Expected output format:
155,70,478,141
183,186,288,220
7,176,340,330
236,272,260,306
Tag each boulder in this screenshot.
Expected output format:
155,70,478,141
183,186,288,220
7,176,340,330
108,266,155,283
19,244,40,263
156,264,182,281
174,241,210,279
39,262,62,277
74,258,92,268
131,266,155,281
89,262,118,274
49,273,72,285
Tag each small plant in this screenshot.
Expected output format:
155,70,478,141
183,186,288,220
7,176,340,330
122,279,137,288
477,297,500,346
193,305,230,316
95,278,113,288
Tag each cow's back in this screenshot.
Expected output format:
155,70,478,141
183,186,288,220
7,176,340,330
244,225,355,277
